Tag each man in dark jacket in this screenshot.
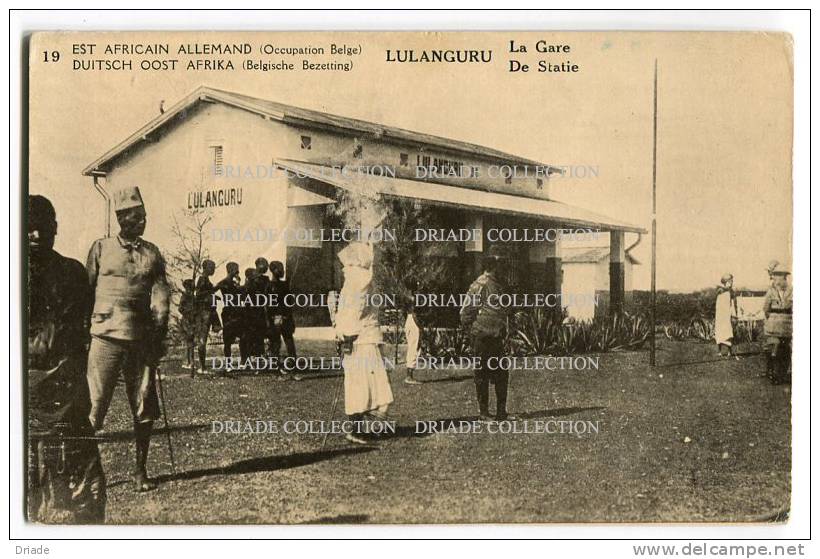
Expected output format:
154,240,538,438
267,260,297,379
215,262,242,368
27,195,106,522
460,246,514,422
240,267,267,370
193,259,221,375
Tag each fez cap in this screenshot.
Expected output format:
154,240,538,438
113,186,145,212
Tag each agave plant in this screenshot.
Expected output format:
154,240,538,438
619,312,651,349
664,322,690,340
450,308,653,358
735,319,762,343
690,317,715,342
509,307,563,356
420,327,472,359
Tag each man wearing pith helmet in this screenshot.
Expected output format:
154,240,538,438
85,186,170,492
762,261,792,385
460,244,515,422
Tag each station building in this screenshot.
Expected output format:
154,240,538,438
83,86,645,326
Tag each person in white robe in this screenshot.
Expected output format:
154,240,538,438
403,302,422,385
714,273,738,358
334,241,394,444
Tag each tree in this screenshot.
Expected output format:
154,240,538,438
165,208,215,344
331,190,456,320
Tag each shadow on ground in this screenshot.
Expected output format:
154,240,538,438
99,423,210,443
301,514,370,524
153,446,378,484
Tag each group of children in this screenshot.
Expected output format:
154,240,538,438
179,257,298,378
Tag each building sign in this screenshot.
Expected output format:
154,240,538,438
187,187,244,209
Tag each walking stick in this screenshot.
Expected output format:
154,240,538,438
321,365,345,451
154,365,177,473
320,290,343,451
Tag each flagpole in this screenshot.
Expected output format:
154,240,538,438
650,59,658,366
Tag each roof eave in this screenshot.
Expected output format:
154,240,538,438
82,87,288,176
82,86,561,178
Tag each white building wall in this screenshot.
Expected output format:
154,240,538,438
561,258,634,320
102,103,293,281
562,262,598,321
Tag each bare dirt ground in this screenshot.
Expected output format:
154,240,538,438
97,338,790,524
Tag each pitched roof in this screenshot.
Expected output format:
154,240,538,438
83,86,558,176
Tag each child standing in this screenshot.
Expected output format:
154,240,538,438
179,279,196,373
404,301,422,385
714,273,738,359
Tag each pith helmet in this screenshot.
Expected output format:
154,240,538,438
769,262,790,276
113,186,145,212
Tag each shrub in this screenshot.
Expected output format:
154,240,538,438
420,327,472,359
508,308,650,357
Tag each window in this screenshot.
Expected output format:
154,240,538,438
210,145,224,176
300,135,312,150
536,178,544,189
353,144,363,159
400,153,409,167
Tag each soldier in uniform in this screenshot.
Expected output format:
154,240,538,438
215,262,242,367
193,259,221,376
762,262,792,385
460,246,514,422
85,186,170,492
27,195,106,523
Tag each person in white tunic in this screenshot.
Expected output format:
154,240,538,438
403,302,422,385
334,241,394,444
714,273,738,358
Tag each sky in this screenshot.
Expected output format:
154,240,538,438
28,31,793,291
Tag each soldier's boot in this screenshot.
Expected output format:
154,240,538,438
494,371,514,421
774,352,791,386
134,421,157,492
198,345,208,375
475,379,491,422
767,353,783,384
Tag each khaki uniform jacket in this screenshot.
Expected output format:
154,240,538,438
86,235,170,341
460,271,508,339
763,285,792,338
